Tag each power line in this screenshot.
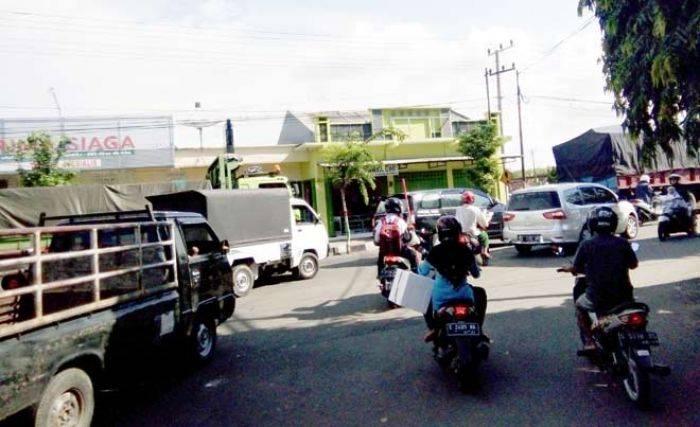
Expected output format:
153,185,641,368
528,94,612,105
520,16,595,73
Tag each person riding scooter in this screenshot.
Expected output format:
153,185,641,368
373,197,419,276
455,191,491,265
420,216,487,342
557,206,639,351
634,174,653,204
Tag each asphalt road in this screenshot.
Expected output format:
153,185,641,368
103,225,698,425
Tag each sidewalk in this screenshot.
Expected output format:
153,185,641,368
328,232,375,255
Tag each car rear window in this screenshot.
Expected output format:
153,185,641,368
508,191,561,211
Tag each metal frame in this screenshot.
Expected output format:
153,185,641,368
0,221,178,339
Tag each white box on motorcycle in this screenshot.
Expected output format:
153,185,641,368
388,269,434,313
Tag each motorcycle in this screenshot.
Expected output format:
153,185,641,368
416,226,436,258
431,299,490,392
630,199,657,225
557,244,670,407
657,196,697,241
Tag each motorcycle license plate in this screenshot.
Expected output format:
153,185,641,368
518,234,541,243
620,331,659,346
446,322,481,337
381,269,396,282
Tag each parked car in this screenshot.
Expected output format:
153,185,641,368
502,183,639,255
372,188,505,240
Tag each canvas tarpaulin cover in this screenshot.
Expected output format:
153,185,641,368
0,181,211,229
553,126,700,182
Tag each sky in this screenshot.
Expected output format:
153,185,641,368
0,0,623,168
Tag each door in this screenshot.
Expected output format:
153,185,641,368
562,187,588,232
179,221,231,309
292,203,329,261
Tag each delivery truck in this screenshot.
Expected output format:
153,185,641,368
147,189,329,297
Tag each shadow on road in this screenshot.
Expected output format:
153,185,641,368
81,278,700,427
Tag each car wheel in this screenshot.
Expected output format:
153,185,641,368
232,264,254,297
622,214,639,239
514,245,531,255
190,317,217,364
34,368,94,427
293,252,319,280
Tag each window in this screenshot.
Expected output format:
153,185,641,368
293,205,317,224
579,187,598,205
330,123,371,141
508,191,561,211
318,121,329,142
594,187,617,204
259,182,288,189
418,193,440,209
441,193,462,208
181,223,219,255
564,188,584,205
452,122,474,136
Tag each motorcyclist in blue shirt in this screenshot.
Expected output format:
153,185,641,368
634,174,653,204
419,215,487,342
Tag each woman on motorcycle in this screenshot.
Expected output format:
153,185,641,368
420,216,486,342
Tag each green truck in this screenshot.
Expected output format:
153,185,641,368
0,209,235,426
206,153,291,192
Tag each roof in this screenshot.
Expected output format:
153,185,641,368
509,183,581,194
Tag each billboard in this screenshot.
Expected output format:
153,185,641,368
0,116,175,173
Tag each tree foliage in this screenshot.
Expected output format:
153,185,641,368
323,142,378,204
456,123,503,194
579,0,699,162
12,131,75,187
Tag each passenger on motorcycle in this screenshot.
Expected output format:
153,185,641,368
420,216,487,342
373,197,419,276
558,206,639,350
455,191,491,264
668,173,694,206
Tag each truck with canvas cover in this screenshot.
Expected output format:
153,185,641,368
147,189,329,297
206,153,291,193
0,209,235,426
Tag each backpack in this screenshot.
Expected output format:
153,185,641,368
378,216,402,255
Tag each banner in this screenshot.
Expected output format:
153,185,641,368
0,116,175,172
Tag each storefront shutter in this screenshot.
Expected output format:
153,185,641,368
394,171,447,193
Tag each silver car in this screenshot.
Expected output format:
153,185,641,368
502,183,638,255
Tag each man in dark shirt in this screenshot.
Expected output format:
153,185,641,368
558,206,638,349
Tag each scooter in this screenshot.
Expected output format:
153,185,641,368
556,244,670,407
431,299,490,392
657,197,697,241
630,199,657,225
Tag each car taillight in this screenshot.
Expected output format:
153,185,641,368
620,312,647,327
503,212,515,222
454,305,471,319
543,209,567,220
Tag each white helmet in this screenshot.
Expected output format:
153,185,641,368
639,174,650,183
669,173,682,180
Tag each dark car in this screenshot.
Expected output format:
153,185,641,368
372,188,505,240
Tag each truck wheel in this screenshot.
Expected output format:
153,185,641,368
232,264,254,297
622,214,639,239
190,317,217,364
514,245,531,256
293,252,319,280
34,368,94,427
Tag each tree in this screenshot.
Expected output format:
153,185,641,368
12,131,75,187
322,127,406,252
579,0,699,163
456,123,503,194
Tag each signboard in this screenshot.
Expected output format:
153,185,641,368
371,164,399,177
0,116,175,173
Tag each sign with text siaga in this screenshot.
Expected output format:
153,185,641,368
0,116,175,172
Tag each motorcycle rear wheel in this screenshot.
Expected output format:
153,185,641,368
622,355,651,408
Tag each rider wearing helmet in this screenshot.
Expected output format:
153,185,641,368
373,197,418,275
455,191,491,263
558,206,639,350
634,174,653,204
419,215,486,342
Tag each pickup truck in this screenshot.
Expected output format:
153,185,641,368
0,209,235,426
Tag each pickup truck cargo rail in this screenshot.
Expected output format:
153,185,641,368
0,221,178,339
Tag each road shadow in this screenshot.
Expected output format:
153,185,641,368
75,278,700,427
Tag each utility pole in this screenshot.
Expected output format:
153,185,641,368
484,68,491,119
516,70,526,185
487,40,514,136
49,87,65,135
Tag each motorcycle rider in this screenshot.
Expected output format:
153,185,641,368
558,206,639,351
420,216,487,342
373,197,419,276
634,174,653,204
455,191,491,264
668,173,692,205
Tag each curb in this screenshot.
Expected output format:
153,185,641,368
330,241,375,256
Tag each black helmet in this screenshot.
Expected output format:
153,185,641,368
436,215,462,243
384,197,402,214
588,206,618,235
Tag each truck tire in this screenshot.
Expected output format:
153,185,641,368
232,264,254,297
190,317,217,364
293,252,319,280
34,368,94,427
514,244,531,256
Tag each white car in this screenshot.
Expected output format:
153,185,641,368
502,183,638,255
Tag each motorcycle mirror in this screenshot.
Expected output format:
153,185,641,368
631,242,640,252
